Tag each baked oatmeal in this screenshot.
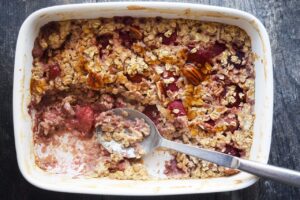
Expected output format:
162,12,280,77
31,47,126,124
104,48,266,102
96,110,150,158
29,17,255,179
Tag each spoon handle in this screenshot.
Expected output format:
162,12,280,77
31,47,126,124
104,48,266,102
159,138,300,187
159,138,238,168
238,159,300,187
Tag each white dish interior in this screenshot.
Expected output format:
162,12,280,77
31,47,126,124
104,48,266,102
13,2,273,195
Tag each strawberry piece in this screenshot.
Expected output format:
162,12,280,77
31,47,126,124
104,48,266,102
73,105,95,136
48,64,61,80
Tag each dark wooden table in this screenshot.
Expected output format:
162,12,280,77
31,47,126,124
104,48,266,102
1,0,299,199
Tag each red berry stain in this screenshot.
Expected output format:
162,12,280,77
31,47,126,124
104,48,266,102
114,16,134,25
187,42,226,64
225,114,240,132
32,39,44,58
96,34,113,58
126,74,144,83
162,31,177,45
206,119,216,126
68,105,95,137
97,34,113,49
224,144,242,157
166,82,179,92
40,22,60,39
118,30,134,48
225,84,245,108
143,105,160,123
167,100,186,116
164,159,184,175
164,71,179,92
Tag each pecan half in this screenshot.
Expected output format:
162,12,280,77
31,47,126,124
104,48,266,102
224,168,239,176
129,26,143,40
156,81,166,101
181,64,203,85
87,72,103,89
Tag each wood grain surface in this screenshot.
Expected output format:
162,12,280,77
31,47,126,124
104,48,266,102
0,0,299,199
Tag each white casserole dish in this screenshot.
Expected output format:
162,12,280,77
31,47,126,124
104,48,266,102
13,2,273,195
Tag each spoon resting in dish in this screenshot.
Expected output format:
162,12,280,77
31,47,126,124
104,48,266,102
96,108,300,187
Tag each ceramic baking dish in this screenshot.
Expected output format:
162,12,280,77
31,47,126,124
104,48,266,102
13,2,273,195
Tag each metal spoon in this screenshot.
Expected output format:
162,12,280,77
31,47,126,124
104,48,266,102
96,108,300,187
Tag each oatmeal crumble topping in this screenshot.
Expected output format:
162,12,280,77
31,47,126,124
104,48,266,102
29,17,255,179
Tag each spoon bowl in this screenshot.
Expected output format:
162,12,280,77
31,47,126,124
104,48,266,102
96,108,161,158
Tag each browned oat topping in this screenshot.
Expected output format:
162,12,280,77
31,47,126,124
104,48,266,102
29,17,255,179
